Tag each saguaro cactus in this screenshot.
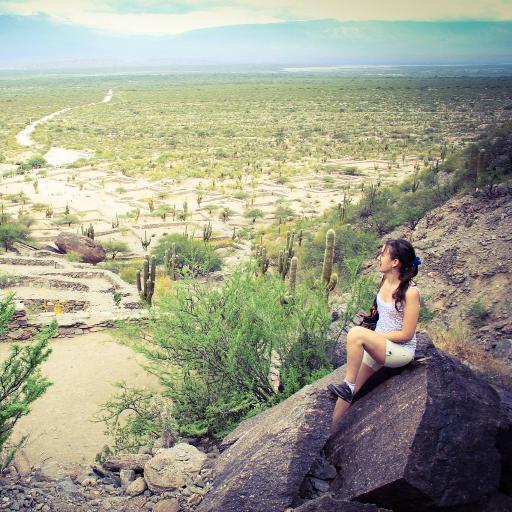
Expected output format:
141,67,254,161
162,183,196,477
321,229,337,295
137,255,156,304
255,245,269,275
203,222,213,242
322,229,335,284
165,243,177,280
289,256,298,295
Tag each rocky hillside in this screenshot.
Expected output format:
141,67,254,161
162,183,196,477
379,186,511,361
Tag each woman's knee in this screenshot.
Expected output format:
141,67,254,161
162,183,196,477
347,325,365,342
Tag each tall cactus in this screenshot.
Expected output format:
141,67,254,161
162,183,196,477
277,230,295,279
136,255,156,304
289,256,298,295
476,148,485,187
203,222,213,242
165,243,177,280
322,229,335,283
322,229,336,294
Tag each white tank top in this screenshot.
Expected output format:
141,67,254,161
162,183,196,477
375,286,418,355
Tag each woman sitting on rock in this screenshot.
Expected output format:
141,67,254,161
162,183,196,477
328,238,421,433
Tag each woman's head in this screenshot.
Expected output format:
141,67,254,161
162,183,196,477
378,238,419,310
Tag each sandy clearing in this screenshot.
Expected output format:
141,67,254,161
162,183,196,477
0,330,160,479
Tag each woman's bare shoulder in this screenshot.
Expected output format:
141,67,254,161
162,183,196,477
406,285,421,301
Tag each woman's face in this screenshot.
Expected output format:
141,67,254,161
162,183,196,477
377,244,399,273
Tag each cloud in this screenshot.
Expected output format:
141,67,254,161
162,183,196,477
1,0,511,35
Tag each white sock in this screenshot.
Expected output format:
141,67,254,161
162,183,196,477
344,379,355,393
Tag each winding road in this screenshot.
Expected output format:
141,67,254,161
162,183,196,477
15,89,114,166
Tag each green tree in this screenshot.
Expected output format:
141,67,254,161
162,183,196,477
274,205,295,224
0,294,56,469
243,208,264,222
103,239,130,260
0,223,29,252
54,214,80,227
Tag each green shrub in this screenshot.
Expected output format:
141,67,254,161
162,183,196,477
0,222,29,251
120,265,332,438
467,298,493,326
152,233,222,277
27,156,46,169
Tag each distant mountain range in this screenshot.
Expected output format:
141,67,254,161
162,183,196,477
1,15,511,68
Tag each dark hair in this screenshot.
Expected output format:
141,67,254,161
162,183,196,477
383,238,419,312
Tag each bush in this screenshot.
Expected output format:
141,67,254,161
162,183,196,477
27,156,46,169
152,234,222,277
120,265,332,438
0,294,56,469
0,222,29,251
467,298,493,326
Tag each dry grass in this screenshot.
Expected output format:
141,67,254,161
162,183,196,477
428,320,512,390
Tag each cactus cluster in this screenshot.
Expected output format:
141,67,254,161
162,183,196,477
322,229,338,296
203,222,213,242
254,244,269,275
164,243,178,280
82,223,95,239
337,189,352,221
278,230,295,280
136,254,156,305
112,214,119,229
45,205,53,218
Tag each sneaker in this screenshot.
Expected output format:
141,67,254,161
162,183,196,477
327,382,354,403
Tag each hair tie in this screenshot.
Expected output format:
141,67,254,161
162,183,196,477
414,256,421,266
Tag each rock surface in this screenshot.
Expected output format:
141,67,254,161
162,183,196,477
196,367,344,512
55,231,106,264
293,495,392,511
326,344,503,511
103,453,151,472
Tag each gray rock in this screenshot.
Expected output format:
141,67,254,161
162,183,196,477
102,453,151,472
120,469,136,487
293,495,391,511
309,458,337,480
310,477,330,493
153,499,180,512
144,443,206,494
126,477,147,496
326,346,503,511
196,367,344,512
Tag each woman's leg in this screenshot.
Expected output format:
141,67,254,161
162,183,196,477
345,326,388,383
330,362,376,434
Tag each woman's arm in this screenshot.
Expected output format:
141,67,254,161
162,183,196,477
382,287,421,343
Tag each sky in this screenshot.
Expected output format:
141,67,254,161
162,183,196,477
1,0,512,36
1,1,511,67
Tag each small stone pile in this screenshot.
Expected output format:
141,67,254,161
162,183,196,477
0,435,218,512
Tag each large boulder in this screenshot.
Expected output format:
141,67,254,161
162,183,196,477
55,232,106,264
326,344,504,511
196,367,344,512
144,443,207,494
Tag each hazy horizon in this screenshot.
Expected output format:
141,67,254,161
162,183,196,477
1,0,512,69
